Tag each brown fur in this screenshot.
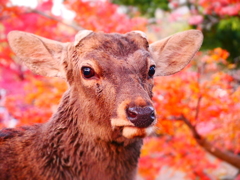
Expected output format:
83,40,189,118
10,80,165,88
0,32,152,180
1,30,203,180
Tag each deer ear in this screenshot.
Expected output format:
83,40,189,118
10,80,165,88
149,30,203,76
7,31,68,78
74,30,93,46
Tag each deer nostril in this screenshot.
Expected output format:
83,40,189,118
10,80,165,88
127,108,138,118
151,111,155,119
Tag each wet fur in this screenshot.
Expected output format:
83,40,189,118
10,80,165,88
0,32,151,180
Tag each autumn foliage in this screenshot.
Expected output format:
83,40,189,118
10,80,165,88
0,0,239,179
199,0,240,16
139,49,240,179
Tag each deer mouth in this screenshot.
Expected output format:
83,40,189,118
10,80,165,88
110,117,156,139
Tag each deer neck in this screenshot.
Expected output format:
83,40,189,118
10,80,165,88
37,90,143,179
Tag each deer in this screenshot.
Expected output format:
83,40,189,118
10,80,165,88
0,29,203,180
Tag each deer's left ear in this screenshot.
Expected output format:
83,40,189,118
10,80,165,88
149,30,203,76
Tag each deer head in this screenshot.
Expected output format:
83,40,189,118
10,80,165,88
7,30,203,141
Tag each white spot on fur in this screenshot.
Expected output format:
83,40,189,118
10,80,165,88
74,30,93,46
131,30,147,39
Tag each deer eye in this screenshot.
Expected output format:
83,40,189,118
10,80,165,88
148,65,155,77
81,67,95,78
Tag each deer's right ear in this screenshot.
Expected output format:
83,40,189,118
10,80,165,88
7,31,68,78
149,30,203,76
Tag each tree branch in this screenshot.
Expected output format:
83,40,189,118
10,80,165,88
194,95,202,121
178,115,240,170
0,7,83,31
178,115,201,140
198,139,240,170
30,9,83,31
195,66,202,121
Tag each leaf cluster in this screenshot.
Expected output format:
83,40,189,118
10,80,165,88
200,17,240,65
112,0,169,17
0,0,240,179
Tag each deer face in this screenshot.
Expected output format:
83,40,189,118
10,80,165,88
7,30,203,139
71,32,157,139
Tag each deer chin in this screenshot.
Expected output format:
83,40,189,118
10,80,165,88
122,126,155,139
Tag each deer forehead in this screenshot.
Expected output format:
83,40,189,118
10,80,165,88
76,32,149,51
73,32,152,73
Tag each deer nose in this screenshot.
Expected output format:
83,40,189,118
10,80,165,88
126,106,155,128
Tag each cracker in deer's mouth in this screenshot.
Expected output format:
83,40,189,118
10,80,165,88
122,126,154,139
111,117,155,139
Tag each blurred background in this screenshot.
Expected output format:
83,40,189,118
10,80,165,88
0,0,239,179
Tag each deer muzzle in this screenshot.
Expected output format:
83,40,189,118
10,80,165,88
126,106,155,128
